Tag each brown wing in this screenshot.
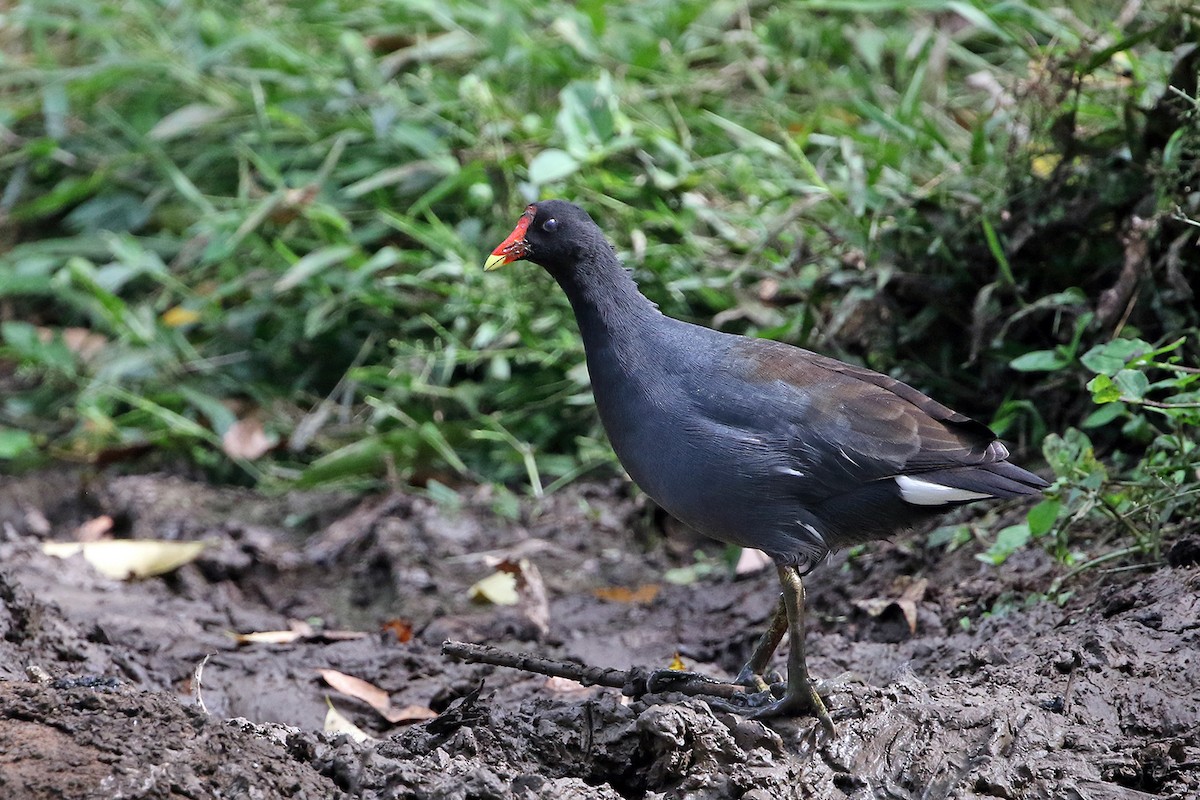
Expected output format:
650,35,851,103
730,339,1005,477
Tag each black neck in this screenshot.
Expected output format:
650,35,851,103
550,250,661,353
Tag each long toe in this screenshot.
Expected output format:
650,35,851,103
733,666,773,694
747,683,836,738
703,689,777,715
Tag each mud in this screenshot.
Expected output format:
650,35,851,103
0,469,1197,799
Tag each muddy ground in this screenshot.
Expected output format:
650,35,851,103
0,468,1196,799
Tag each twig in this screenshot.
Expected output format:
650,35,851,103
441,641,751,701
193,653,213,715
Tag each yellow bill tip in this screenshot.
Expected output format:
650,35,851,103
483,253,508,272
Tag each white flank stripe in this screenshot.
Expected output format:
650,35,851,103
895,475,992,506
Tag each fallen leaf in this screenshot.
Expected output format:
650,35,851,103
318,668,436,725
37,326,107,362
74,515,113,542
232,623,367,646
162,306,202,327
735,548,773,575
324,701,376,743
544,676,590,694
317,669,390,713
222,417,276,461
381,618,414,643
383,704,438,724
511,558,550,638
593,584,660,604
232,630,303,645
667,653,687,671
468,569,519,606
469,559,549,636
852,576,930,634
43,540,206,580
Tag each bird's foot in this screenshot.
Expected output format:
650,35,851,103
733,665,784,694
752,681,836,739
705,677,837,739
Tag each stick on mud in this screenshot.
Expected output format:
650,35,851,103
441,640,751,701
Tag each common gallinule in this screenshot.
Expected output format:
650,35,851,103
485,200,1047,735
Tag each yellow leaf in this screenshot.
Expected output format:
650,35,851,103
323,702,375,743
232,630,304,645
468,570,519,606
43,540,206,580
1031,154,1061,179
162,306,202,327
667,653,687,671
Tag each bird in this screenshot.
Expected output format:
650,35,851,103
484,199,1047,736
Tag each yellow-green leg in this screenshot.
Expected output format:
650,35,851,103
746,565,835,737
734,593,788,692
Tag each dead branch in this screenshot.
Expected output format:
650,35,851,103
441,640,752,702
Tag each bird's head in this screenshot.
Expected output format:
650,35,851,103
484,200,601,274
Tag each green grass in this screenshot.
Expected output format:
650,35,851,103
1,1,1197,560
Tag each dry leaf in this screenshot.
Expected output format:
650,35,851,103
43,540,206,580
233,629,303,645
324,702,376,743
162,306,202,327
469,559,549,636
383,704,437,724
232,622,366,646
468,570,519,606
317,669,391,714
852,576,930,634
318,668,436,725
593,584,660,604
74,515,114,542
511,558,550,638
222,417,275,461
37,326,107,362
735,548,773,575
667,653,687,671
381,618,414,643
544,676,589,694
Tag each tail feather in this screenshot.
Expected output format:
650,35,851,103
912,461,1049,499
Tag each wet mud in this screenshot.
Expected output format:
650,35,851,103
0,469,1196,798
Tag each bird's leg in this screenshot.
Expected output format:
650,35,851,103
745,565,835,737
734,593,788,692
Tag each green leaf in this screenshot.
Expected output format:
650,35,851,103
1081,402,1125,428
1113,369,1150,401
1010,349,1068,372
1087,374,1121,404
1080,339,1150,376
274,245,357,292
298,437,388,486
1026,499,1060,537
0,428,35,459
977,523,1032,566
527,149,580,185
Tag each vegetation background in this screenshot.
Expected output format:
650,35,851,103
1,0,1197,577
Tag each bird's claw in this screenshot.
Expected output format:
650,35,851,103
703,678,836,739
733,666,782,694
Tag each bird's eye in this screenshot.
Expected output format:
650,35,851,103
542,218,558,233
